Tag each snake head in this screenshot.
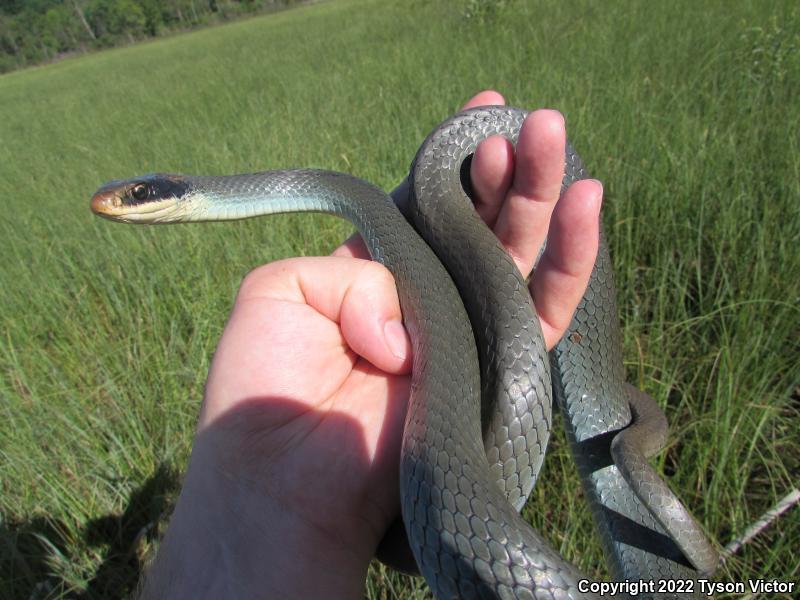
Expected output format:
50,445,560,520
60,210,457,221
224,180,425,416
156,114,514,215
90,174,192,223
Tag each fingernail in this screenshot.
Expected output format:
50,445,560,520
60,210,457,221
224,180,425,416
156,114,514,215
588,179,604,215
549,109,565,126
384,320,408,360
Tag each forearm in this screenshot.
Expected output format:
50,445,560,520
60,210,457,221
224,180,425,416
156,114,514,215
138,444,371,599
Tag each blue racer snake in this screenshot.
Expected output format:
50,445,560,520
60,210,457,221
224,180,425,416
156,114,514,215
91,105,717,599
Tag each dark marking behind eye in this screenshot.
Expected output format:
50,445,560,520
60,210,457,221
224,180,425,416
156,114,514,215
126,175,191,205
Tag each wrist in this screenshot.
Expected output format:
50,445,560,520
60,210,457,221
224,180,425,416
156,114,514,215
139,439,372,599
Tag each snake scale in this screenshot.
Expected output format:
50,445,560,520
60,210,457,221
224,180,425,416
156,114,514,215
91,106,717,599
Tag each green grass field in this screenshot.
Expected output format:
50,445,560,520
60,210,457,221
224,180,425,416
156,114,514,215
1,0,798,597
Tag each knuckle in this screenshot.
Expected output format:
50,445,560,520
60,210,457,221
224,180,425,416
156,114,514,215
237,258,297,301
357,260,396,290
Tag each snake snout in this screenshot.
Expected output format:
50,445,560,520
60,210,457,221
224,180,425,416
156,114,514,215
90,189,123,216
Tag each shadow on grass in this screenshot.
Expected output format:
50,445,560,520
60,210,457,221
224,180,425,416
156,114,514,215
4,389,405,598
1,463,180,600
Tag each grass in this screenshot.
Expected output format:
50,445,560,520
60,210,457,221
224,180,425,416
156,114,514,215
1,0,798,597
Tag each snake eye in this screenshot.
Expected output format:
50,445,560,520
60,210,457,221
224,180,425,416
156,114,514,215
130,183,149,202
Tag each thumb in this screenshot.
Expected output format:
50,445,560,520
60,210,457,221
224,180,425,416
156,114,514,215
237,256,412,375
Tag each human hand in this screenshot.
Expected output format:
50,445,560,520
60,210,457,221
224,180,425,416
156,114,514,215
139,91,602,599
336,90,603,348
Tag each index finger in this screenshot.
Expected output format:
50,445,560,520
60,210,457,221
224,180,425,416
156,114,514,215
334,91,508,259
461,90,506,110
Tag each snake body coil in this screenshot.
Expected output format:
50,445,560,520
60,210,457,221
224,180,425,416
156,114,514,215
91,106,717,599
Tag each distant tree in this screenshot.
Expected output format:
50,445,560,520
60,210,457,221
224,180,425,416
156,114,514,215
44,5,85,51
0,14,19,54
0,0,27,15
0,0,306,73
138,0,168,35
70,0,96,41
87,0,146,44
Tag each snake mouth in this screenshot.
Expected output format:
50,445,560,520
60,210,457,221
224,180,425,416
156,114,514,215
90,190,181,223
90,175,189,223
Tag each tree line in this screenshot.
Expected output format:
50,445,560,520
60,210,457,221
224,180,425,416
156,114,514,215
0,0,308,73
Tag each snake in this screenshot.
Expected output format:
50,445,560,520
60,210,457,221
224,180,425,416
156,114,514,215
90,105,717,599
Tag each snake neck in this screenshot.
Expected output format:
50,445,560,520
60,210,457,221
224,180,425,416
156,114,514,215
182,169,478,361
172,169,391,223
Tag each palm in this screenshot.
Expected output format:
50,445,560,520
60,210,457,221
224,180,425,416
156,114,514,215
201,281,409,550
